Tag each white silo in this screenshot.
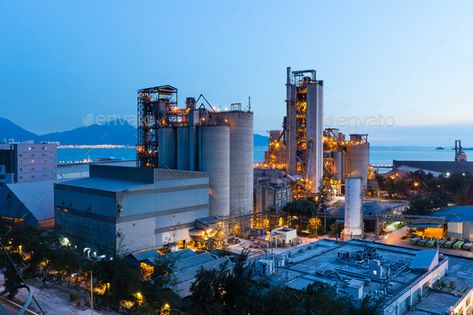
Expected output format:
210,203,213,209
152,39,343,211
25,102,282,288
343,177,363,240
198,125,231,218
346,134,370,191
212,111,254,217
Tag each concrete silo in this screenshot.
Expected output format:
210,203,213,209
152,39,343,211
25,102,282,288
346,134,370,191
176,126,197,171
158,128,177,169
212,110,254,217
306,80,324,194
343,177,363,240
197,125,231,218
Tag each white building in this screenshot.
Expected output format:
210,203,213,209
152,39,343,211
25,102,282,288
0,142,57,183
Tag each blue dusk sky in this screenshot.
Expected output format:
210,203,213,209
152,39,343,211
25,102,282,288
0,1,472,146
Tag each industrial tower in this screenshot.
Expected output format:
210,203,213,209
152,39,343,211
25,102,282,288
285,67,324,194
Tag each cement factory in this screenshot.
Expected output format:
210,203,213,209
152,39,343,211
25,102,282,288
1,66,373,254
5,66,473,315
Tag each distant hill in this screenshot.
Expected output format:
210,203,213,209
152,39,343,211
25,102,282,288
0,117,38,142
39,120,137,145
0,117,269,147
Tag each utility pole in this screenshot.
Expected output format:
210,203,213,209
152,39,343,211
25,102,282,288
90,271,94,315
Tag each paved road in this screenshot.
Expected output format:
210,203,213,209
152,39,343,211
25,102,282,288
378,227,473,259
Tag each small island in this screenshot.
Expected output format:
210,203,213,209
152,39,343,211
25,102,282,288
435,146,445,150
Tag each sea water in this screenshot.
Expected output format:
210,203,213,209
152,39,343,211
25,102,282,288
57,146,458,165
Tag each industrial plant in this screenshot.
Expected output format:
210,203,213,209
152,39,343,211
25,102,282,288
256,67,371,200
0,66,376,252
136,85,253,220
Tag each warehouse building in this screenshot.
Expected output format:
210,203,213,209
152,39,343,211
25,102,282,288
0,179,57,229
393,160,473,177
432,206,473,240
54,164,210,255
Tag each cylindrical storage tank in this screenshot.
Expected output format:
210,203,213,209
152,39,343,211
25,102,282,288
343,177,363,239
212,111,254,217
198,125,230,218
177,127,194,170
158,127,177,169
346,142,370,191
305,81,324,194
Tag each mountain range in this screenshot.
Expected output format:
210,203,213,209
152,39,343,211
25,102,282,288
0,117,269,146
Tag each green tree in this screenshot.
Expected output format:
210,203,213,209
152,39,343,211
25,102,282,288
284,199,316,232
307,217,322,238
93,256,142,310
142,256,178,312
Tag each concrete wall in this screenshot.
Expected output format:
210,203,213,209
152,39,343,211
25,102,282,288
461,222,473,240
447,222,463,239
54,186,117,252
54,185,117,217
55,208,117,253
450,288,473,315
382,259,449,315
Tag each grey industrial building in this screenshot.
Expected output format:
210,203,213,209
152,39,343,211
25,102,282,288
0,179,56,229
432,206,473,240
254,169,292,213
54,164,210,255
393,160,473,177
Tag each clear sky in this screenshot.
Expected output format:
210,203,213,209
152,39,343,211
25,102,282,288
1,1,472,145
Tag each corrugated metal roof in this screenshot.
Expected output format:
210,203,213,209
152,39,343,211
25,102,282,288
130,248,160,263
173,254,232,297
6,180,58,221
393,160,473,174
432,206,473,222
